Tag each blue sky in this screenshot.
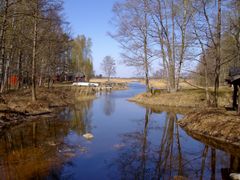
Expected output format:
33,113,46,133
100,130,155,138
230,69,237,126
63,0,135,77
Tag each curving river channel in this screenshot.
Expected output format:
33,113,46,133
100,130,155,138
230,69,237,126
0,83,239,179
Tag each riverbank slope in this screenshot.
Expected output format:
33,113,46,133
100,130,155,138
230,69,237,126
129,81,240,148
178,109,240,147
129,88,231,108
0,86,96,132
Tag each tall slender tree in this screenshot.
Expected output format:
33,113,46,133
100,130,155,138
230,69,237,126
111,0,153,91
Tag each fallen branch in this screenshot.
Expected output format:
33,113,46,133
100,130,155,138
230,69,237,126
25,111,52,116
0,109,26,116
183,79,206,90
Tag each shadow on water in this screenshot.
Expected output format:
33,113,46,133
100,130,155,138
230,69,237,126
0,83,239,179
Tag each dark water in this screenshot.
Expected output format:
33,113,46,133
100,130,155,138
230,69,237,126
0,83,239,179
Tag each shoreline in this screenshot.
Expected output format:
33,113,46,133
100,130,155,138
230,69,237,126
129,88,232,108
0,82,129,133
178,109,240,147
0,86,96,133
129,90,240,148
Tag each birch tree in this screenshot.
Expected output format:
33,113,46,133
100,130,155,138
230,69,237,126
111,0,153,91
191,0,222,107
148,0,192,92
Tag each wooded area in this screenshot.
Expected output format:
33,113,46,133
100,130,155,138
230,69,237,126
111,0,240,107
0,0,94,102
0,0,70,100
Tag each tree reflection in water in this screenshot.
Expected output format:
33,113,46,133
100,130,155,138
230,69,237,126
70,100,93,135
0,116,71,179
108,108,151,179
103,92,115,116
108,108,240,179
0,99,95,180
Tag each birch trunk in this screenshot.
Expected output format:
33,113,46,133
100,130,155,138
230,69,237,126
32,11,38,102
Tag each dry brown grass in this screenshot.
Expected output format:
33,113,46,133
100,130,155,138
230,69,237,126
178,109,240,146
2,87,74,115
129,87,232,108
90,78,139,83
139,78,198,89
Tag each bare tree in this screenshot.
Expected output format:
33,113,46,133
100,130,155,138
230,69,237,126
101,56,116,82
191,0,222,107
191,18,210,104
111,0,153,91
148,0,192,92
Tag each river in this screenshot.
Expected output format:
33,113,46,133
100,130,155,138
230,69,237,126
0,83,239,179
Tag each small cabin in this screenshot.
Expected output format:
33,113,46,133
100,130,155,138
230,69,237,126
226,67,240,113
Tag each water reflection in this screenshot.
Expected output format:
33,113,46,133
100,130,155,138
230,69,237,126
107,108,150,179
108,108,240,179
0,117,70,179
71,100,93,135
0,83,239,179
59,99,94,136
0,99,95,179
103,92,115,116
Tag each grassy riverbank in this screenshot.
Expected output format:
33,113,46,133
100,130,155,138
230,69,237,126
178,109,240,147
0,79,130,132
129,79,240,148
129,87,232,108
0,85,96,132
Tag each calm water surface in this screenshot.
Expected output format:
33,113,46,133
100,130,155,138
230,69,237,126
0,83,239,179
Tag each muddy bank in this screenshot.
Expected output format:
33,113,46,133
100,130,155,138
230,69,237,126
178,109,240,147
0,86,96,132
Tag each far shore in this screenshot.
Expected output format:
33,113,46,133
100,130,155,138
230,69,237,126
0,79,130,133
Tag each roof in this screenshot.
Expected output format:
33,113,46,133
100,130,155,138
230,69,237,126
227,67,240,83
229,67,240,77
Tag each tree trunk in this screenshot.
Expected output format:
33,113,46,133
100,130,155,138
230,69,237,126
0,0,9,91
0,56,9,92
213,0,222,107
176,0,188,91
144,0,149,92
32,12,38,102
38,58,44,87
17,50,22,90
233,84,238,109
171,0,176,90
204,62,210,105
238,85,240,115
169,61,176,92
